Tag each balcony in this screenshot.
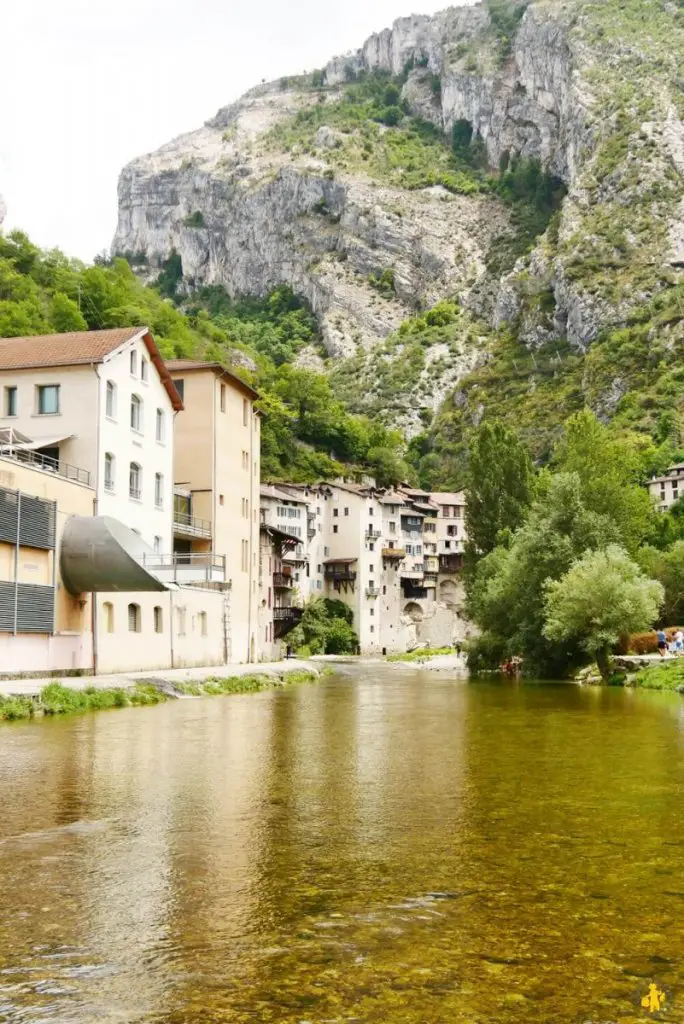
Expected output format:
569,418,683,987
439,553,464,574
273,605,303,639
365,527,381,540
273,571,293,589
0,442,91,487
401,569,425,581
173,510,212,540
141,552,227,585
366,586,380,598
325,567,357,583
382,548,405,559
423,557,439,574
307,512,317,538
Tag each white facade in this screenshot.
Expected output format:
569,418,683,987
649,464,684,512
259,481,472,656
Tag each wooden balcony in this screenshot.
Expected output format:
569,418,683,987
273,572,293,590
382,548,405,559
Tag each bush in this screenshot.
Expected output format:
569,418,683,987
0,696,35,721
184,211,205,228
627,627,684,654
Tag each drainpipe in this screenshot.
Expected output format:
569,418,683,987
91,362,101,675
247,408,256,661
169,588,175,669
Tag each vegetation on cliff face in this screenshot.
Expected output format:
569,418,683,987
0,230,410,485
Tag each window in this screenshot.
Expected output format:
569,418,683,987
129,462,142,500
219,494,225,506
130,351,137,376
174,378,185,401
176,606,187,636
104,453,115,492
103,602,114,633
130,394,142,431
344,507,349,516
382,585,387,595
324,546,329,557
445,540,451,550
317,564,322,573
370,625,375,634
154,536,162,553
156,408,165,442
406,544,413,555
447,525,458,537
316,580,322,590
155,473,164,508
416,545,422,555
5,386,17,416
243,399,248,426
220,384,226,412
369,543,375,551
105,380,116,419
333,524,338,534
154,606,163,633
333,509,339,518
198,611,208,636
37,385,60,415
389,521,396,533
241,539,249,572
128,603,141,632
242,498,249,518
368,507,374,516
141,358,148,382
370,607,375,617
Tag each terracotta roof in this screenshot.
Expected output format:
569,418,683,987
0,327,184,411
167,359,259,400
0,327,143,369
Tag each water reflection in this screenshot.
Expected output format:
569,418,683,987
0,672,683,1022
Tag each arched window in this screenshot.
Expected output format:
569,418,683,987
127,603,141,632
103,602,114,633
198,611,208,636
129,462,142,500
104,452,115,492
105,380,117,419
130,394,142,432
153,606,163,633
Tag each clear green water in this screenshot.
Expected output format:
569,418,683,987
1,671,684,1023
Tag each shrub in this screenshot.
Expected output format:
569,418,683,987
0,696,35,721
184,211,205,228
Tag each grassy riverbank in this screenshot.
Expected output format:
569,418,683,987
387,647,455,663
626,660,684,692
0,671,320,723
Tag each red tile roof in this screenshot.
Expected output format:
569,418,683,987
0,327,184,411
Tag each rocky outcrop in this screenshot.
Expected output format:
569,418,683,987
114,0,684,403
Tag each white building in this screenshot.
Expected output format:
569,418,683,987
648,464,684,512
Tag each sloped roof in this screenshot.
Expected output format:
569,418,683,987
0,327,184,411
0,327,143,369
166,359,259,400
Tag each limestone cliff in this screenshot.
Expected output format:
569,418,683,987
114,0,684,434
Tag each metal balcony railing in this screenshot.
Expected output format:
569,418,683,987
325,568,357,582
129,487,142,501
173,510,212,539
365,528,381,539
0,447,91,487
366,586,380,598
142,552,226,584
273,606,302,623
273,572,293,589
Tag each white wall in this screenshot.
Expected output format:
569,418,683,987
96,587,226,674
97,339,175,550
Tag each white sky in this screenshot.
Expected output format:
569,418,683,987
1,0,452,262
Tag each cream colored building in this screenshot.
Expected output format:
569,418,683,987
0,454,94,674
648,464,684,512
260,481,472,655
168,361,261,663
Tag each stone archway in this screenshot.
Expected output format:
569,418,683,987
404,601,424,623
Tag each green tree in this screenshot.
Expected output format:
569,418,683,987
544,545,663,680
464,420,535,558
637,541,684,625
554,409,656,553
467,472,618,676
50,292,88,332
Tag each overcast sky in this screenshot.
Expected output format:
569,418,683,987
1,0,455,261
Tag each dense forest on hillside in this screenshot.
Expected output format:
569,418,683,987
0,231,410,485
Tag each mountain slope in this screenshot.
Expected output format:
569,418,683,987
113,0,684,451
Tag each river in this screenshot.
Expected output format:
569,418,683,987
1,669,684,1023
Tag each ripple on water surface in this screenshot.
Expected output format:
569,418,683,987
0,671,683,1022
